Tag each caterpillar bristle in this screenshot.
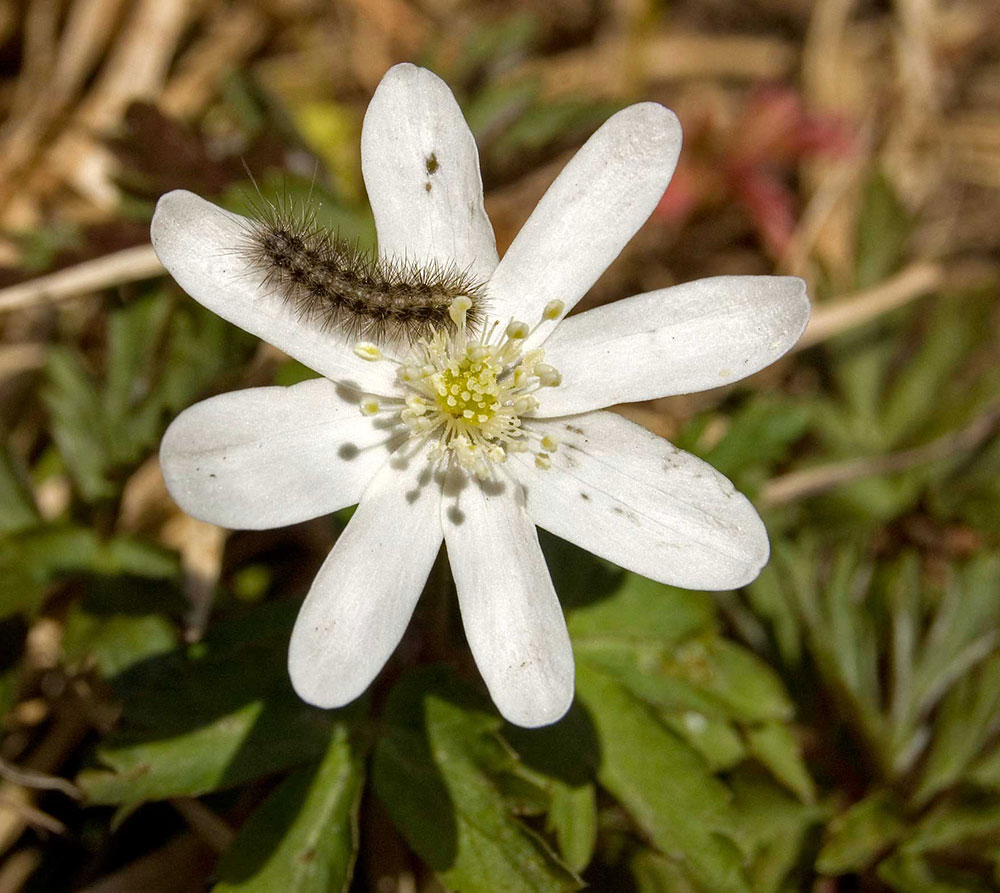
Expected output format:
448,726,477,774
236,192,488,346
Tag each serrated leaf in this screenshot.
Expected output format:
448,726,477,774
730,770,827,893
78,601,336,805
629,848,700,893
914,655,1000,804
664,711,746,772
880,296,982,446
816,790,906,875
215,723,365,893
902,797,1000,857
576,659,751,893
373,667,579,893
745,723,816,804
43,347,114,501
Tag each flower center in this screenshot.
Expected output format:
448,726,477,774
437,354,499,426
352,297,565,479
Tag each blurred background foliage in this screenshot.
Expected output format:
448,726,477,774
0,0,998,890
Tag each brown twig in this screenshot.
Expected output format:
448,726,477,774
760,408,1000,506
795,261,944,351
168,798,235,854
0,757,82,800
0,245,163,314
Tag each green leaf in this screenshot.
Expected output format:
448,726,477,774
566,570,715,648
629,848,700,893
816,790,906,875
0,446,38,534
547,784,597,874
699,395,812,491
880,296,982,446
730,770,827,893
43,347,114,501
902,796,1000,857
745,723,816,804
663,711,746,772
855,168,910,290
0,525,178,619
373,667,579,892
503,706,600,873
62,604,177,678
42,291,255,505
215,723,365,893
576,659,751,893
968,746,1000,791
877,851,994,893
914,655,1000,804
78,601,337,805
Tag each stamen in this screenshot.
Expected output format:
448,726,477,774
353,342,382,361
373,301,567,475
543,300,565,320
360,397,380,416
506,320,529,340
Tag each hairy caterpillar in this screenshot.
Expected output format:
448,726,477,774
237,194,488,345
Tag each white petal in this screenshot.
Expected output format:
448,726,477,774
288,444,443,708
536,276,810,416
160,378,401,529
442,468,574,727
151,190,402,394
513,412,769,590
361,63,498,282
486,103,681,343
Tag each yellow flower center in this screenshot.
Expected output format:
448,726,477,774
436,354,500,426
357,297,567,479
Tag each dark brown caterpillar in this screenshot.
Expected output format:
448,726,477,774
238,194,487,345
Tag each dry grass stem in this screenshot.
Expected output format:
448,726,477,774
0,757,82,800
761,408,1000,506
169,798,236,854
0,245,162,314
795,262,944,351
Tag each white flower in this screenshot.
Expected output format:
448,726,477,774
152,63,810,728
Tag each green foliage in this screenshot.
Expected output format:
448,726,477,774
78,601,340,806
215,723,365,893
0,524,177,620
42,289,254,503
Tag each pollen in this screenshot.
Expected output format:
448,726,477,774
437,355,500,427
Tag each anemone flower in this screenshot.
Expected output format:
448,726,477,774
152,63,810,728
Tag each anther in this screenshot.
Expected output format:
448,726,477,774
543,300,565,321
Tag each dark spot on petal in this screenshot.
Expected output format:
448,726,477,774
424,181,432,192
425,153,439,175
580,491,590,501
